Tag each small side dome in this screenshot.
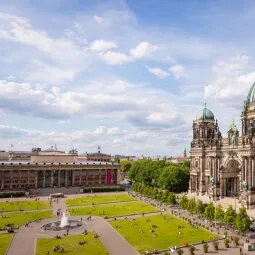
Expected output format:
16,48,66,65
246,82,255,105
228,120,238,132
196,103,214,120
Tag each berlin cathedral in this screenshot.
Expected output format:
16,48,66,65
189,82,255,209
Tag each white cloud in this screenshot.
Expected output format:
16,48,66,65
147,67,169,79
169,64,185,79
205,55,255,108
89,39,117,52
101,51,131,65
93,15,104,24
212,54,251,74
130,41,158,59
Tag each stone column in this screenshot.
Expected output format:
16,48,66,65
35,171,38,189
99,170,101,185
10,170,13,190
220,176,223,198
245,157,248,182
43,171,46,188
27,170,30,188
249,157,252,189
18,170,21,189
252,158,255,188
58,170,61,187
242,157,245,182
79,170,82,186
51,171,54,187
1,171,4,189
65,170,68,187
72,171,75,186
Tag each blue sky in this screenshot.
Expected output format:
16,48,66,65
0,0,255,156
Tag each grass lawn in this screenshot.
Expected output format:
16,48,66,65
0,210,52,228
66,194,135,207
110,214,218,254
0,233,13,255
69,201,158,217
36,233,109,255
0,200,50,212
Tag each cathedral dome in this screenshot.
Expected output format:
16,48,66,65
246,82,255,105
196,104,214,120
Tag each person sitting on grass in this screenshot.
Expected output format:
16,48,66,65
93,233,99,238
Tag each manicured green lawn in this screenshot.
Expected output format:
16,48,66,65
0,234,13,255
69,202,158,217
110,214,218,254
0,200,50,212
0,210,52,228
36,233,109,255
66,194,135,207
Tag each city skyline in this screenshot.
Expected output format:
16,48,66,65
0,0,255,155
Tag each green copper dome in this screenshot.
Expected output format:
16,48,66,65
228,120,238,132
196,104,214,120
246,82,255,105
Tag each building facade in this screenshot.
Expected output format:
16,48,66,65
0,161,119,191
189,83,255,209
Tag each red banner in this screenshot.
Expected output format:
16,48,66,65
107,170,111,185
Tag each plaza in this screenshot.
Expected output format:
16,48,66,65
0,192,253,255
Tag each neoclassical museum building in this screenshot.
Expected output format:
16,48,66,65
0,147,119,194
189,83,255,209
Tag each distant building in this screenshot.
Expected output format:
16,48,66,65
78,149,111,162
0,151,9,161
167,156,187,164
0,146,119,192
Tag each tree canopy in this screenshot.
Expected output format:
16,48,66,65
224,205,236,226
120,160,132,173
235,207,251,233
128,159,190,193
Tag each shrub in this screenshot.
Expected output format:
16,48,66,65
83,187,125,193
203,243,209,253
189,245,195,255
224,239,230,248
234,237,239,246
0,192,25,198
213,241,219,251
176,249,184,255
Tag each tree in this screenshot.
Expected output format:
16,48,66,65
120,160,132,173
224,205,236,226
166,192,176,205
204,202,215,222
179,195,188,209
187,198,196,214
235,207,251,233
214,204,225,223
157,164,190,192
194,200,205,215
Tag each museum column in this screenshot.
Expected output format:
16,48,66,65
43,171,46,188
51,171,54,187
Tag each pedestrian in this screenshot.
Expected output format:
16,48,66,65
81,217,82,222
240,247,242,255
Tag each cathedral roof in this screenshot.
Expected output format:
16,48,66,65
196,103,214,121
246,82,255,105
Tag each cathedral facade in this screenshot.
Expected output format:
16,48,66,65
189,83,255,209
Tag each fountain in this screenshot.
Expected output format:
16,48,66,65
60,212,69,228
41,211,82,231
